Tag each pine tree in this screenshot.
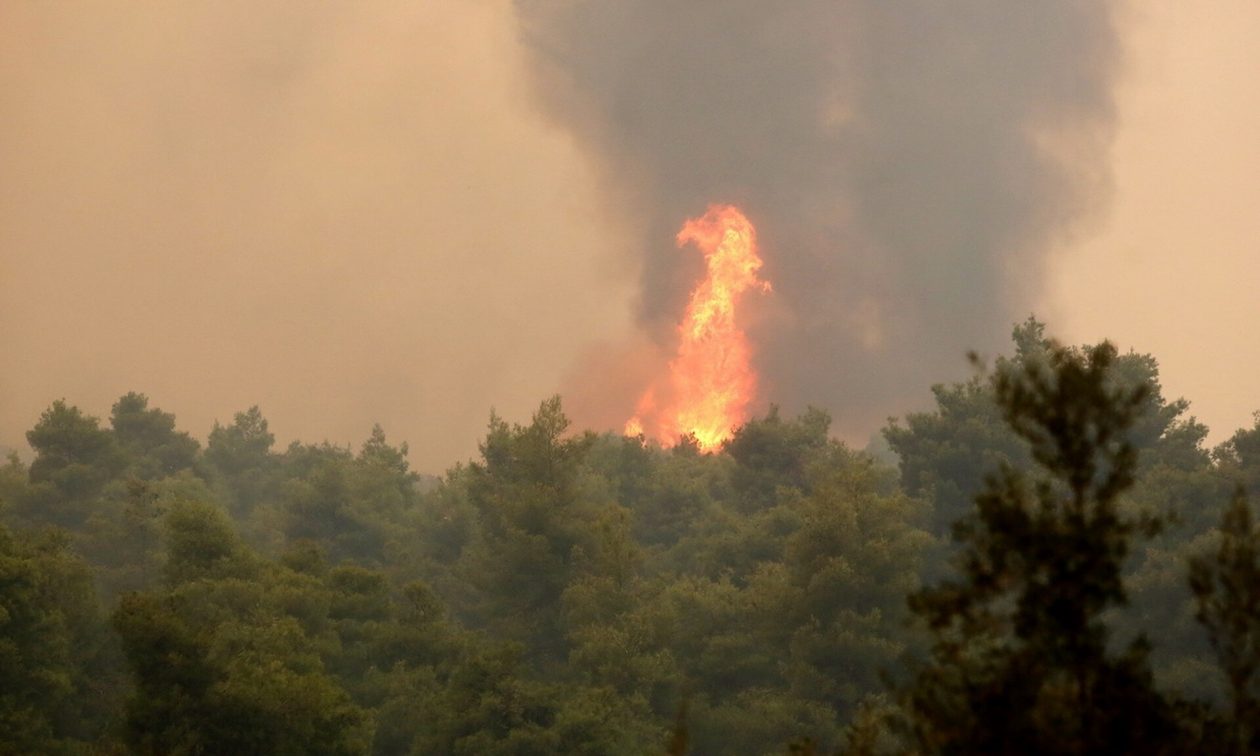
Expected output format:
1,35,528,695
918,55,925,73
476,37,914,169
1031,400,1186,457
904,341,1182,754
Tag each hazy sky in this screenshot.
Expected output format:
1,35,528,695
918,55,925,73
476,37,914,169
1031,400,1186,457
2,1,1257,471
0,1,637,469
1045,0,1260,445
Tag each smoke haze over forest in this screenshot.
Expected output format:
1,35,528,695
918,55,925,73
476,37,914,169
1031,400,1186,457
3,0,1259,470
520,0,1124,436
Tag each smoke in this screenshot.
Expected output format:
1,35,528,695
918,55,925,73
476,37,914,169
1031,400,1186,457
518,1,1122,438
0,2,1136,468
0,1,636,470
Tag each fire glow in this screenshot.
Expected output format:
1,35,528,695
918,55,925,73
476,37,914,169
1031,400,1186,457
625,204,770,451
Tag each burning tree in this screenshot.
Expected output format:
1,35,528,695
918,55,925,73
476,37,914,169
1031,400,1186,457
626,204,770,451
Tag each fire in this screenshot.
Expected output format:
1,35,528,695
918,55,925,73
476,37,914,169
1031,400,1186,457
625,204,770,451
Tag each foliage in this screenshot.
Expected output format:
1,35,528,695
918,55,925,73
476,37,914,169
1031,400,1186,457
1,322,1258,753
0,522,122,752
1189,490,1260,754
903,339,1182,754
110,392,200,480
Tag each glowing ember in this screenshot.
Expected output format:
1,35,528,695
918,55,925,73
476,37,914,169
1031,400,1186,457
625,204,770,450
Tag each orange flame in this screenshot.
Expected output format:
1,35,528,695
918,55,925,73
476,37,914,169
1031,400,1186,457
625,204,770,451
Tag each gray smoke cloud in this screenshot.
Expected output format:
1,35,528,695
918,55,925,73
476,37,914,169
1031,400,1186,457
518,1,1121,437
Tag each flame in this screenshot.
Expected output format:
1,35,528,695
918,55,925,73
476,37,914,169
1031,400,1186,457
625,204,770,450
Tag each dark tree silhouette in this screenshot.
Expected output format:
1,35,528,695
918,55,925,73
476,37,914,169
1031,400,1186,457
1189,489,1260,755
904,341,1182,754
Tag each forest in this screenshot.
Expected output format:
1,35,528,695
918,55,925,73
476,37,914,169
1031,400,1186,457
3,319,1259,755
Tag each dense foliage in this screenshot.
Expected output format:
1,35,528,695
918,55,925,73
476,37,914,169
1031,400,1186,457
2,321,1259,754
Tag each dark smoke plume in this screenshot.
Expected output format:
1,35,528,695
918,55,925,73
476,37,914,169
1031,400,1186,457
517,1,1121,438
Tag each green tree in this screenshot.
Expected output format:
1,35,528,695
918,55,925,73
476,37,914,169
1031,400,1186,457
113,499,370,754
205,406,277,516
110,392,199,479
1216,413,1260,499
884,321,1042,536
278,446,387,566
582,433,728,552
0,522,123,752
22,400,125,526
886,318,1208,538
904,340,1181,754
724,405,833,512
270,426,417,567
781,456,933,720
457,397,597,657
1189,490,1260,754
76,476,167,599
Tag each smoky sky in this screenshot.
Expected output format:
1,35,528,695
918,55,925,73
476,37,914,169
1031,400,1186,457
518,1,1122,436
0,2,636,470
5,3,1254,469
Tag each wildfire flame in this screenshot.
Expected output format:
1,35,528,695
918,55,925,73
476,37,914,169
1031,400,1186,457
625,204,770,451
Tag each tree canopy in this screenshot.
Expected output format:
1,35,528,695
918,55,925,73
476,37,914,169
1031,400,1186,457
1,319,1257,753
